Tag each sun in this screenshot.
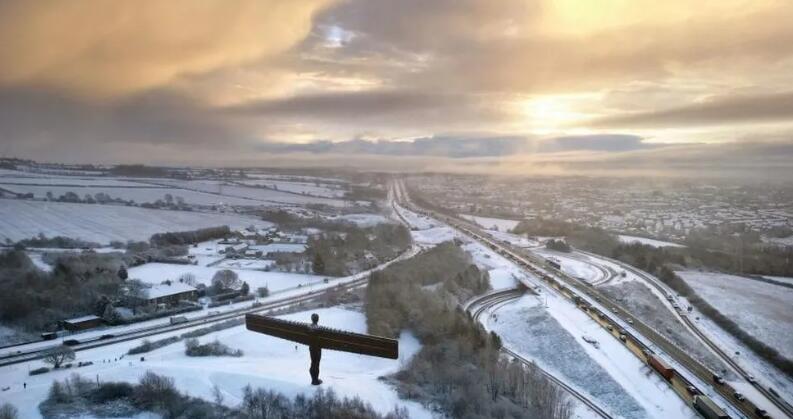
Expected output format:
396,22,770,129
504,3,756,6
518,96,584,132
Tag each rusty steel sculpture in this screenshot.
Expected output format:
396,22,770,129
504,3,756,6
245,313,399,385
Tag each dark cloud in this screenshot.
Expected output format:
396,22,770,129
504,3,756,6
224,90,459,119
589,91,793,128
0,86,248,161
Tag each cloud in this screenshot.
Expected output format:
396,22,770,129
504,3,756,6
0,0,334,97
0,86,250,162
588,91,793,128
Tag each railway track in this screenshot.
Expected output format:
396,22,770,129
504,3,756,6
394,179,789,419
465,288,616,419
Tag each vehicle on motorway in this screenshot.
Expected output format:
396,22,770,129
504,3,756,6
63,339,80,346
686,386,701,396
99,334,114,340
768,387,780,398
545,258,561,270
648,354,675,381
745,374,756,383
755,408,771,418
692,395,729,419
734,392,745,402
713,374,726,385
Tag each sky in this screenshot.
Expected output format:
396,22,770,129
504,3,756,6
1,0,793,177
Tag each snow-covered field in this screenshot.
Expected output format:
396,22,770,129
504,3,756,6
329,213,391,227
145,179,353,208
0,183,261,206
0,199,272,244
677,271,793,359
460,214,520,232
249,243,307,253
0,307,433,419
128,263,326,293
0,176,148,187
618,235,684,248
487,296,695,419
237,179,347,198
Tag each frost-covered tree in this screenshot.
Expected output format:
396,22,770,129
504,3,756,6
42,345,75,368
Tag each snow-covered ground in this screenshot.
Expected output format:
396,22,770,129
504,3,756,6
128,263,326,293
487,296,695,419
762,275,793,286
329,213,391,227
762,235,793,247
618,235,684,248
237,179,347,198
676,271,793,360
0,199,273,244
459,214,520,232
0,176,148,187
143,179,354,208
460,238,696,419
248,243,307,253
0,307,433,419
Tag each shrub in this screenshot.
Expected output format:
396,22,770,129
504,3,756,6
127,336,180,355
29,367,49,375
134,371,179,410
0,403,18,419
89,382,134,403
184,338,243,357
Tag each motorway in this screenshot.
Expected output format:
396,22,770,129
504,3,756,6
394,178,792,419
577,249,793,418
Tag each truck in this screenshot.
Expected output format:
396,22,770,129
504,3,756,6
169,316,188,325
648,354,674,381
692,395,729,419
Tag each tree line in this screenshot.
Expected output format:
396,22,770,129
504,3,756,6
365,242,571,419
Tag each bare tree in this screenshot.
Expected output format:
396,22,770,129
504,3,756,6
179,273,197,286
211,270,240,293
42,345,75,368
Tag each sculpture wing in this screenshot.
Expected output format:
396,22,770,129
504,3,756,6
245,314,399,359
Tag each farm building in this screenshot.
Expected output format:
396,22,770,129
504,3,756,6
137,282,198,307
62,315,103,332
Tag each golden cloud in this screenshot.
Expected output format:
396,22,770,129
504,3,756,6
0,0,334,97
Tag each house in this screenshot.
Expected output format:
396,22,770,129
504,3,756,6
138,282,198,307
62,315,103,332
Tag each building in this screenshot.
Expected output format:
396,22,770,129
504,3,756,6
62,315,103,332
138,282,198,307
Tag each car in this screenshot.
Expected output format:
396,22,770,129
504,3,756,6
99,334,114,340
746,375,756,384
734,392,745,402
63,339,80,346
686,386,701,395
755,408,771,418
627,319,634,325
713,374,725,385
